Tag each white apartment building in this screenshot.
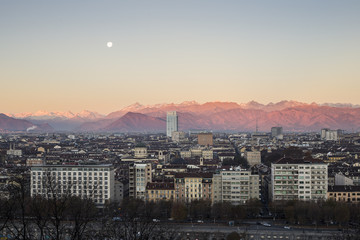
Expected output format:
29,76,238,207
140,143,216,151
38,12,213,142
213,168,260,205
271,158,328,201
321,128,342,141
129,163,152,200
30,165,115,205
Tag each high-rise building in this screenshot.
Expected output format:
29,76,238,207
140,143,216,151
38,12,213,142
30,165,115,206
271,158,328,201
129,163,152,200
166,111,178,137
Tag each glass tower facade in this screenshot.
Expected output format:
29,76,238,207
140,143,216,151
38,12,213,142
166,111,178,137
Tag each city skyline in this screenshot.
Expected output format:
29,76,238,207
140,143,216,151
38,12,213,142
1,1,360,113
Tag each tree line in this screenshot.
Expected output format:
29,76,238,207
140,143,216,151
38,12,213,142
269,200,360,227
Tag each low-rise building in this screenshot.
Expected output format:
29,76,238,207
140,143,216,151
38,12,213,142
327,185,360,203
146,182,175,202
244,150,261,166
174,173,213,203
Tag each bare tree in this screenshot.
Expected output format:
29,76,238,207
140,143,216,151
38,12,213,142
2,176,34,240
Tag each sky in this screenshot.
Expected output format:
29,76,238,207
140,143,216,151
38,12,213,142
1,0,360,114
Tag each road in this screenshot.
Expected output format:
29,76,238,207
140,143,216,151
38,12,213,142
171,222,356,240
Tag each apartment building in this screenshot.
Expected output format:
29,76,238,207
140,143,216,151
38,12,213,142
213,168,260,205
146,182,175,202
244,150,261,166
30,164,114,205
129,163,152,200
174,173,213,203
198,133,213,146
327,185,360,203
271,158,328,201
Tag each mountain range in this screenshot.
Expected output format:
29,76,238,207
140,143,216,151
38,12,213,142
2,100,360,132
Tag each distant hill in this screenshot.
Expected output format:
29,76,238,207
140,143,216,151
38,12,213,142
0,113,54,132
103,112,165,132
5,100,360,132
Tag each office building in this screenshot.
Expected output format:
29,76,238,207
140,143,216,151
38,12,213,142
166,111,178,138
30,165,114,205
271,158,328,201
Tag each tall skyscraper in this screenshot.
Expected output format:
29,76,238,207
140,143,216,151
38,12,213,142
166,111,178,137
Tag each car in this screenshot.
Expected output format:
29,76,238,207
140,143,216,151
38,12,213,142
112,217,122,222
284,226,291,229
261,222,271,227
197,220,204,223
152,219,160,222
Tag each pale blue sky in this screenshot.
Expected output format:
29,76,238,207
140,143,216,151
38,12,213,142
1,1,360,114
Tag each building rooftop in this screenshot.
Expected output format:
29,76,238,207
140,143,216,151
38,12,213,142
328,185,360,192
274,157,325,164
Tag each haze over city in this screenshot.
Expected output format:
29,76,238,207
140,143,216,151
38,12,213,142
1,1,360,114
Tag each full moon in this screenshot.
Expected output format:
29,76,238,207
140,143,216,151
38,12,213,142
107,42,113,48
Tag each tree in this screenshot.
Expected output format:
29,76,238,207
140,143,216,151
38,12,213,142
101,198,177,240
335,203,350,227
2,176,34,240
246,199,262,218
227,231,240,240
171,202,188,221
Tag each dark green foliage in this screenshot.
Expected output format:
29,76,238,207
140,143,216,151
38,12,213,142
226,232,240,240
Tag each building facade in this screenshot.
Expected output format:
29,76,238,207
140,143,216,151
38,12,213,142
271,158,328,201
166,111,178,138
197,133,213,146
327,185,360,203
271,127,283,139
174,173,213,203
129,163,152,200
146,182,175,202
172,131,186,143
212,169,260,204
30,165,114,205
244,150,261,166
